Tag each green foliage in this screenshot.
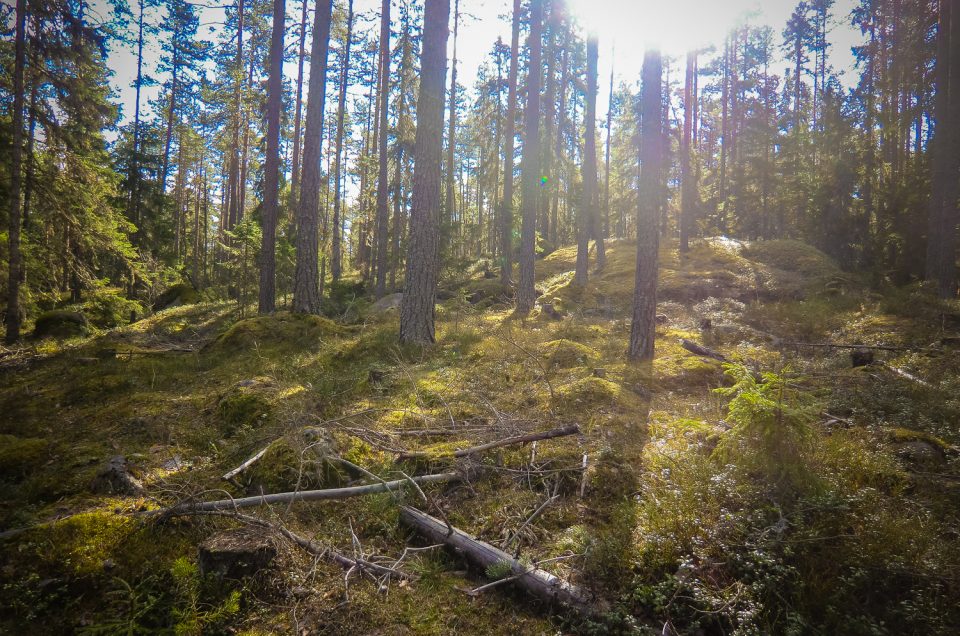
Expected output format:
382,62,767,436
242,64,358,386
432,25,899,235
85,288,145,328
713,364,817,493
169,557,241,636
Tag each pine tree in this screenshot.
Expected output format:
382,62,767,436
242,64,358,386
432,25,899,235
516,0,544,314
629,49,663,362
400,0,450,344
292,0,333,314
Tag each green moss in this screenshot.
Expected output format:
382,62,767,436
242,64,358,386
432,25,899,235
889,427,953,451
211,312,343,354
33,511,136,576
0,435,48,479
32,310,90,339
556,376,630,409
542,338,598,369
152,283,200,311
217,390,272,436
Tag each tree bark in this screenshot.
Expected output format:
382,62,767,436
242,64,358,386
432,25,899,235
331,0,355,283
399,506,596,616
288,0,310,215
499,0,521,285
292,0,333,314
680,50,696,253
258,0,286,314
375,0,392,298
516,0,543,314
399,0,450,345
628,50,663,362
443,0,460,256
5,0,27,344
575,34,599,285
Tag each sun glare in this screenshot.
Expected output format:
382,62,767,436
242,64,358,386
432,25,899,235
567,0,766,55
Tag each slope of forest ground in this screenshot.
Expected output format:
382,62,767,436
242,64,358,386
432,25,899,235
1,238,959,635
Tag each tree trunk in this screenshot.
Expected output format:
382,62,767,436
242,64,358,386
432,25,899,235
516,0,543,314
628,50,663,362
443,0,461,257
331,0,355,283
603,50,613,241
575,34,599,285
938,0,960,297
5,0,26,344
259,0,286,314
160,43,179,194
288,0,309,215
225,0,244,235
499,0,521,285
292,0,333,314
374,0,392,298
680,50,695,253
399,0,450,345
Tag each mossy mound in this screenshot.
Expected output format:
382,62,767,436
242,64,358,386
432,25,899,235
542,339,598,368
556,376,635,410
462,278,513,304
32,310,90,339
210,312,342,353
0,435,48,479
217,380,276,435
152,283,200,311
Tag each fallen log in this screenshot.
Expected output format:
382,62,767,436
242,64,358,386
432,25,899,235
780,341,939,353
399,506,596,616
396,424,580,460
151,472,460,515
680,339,727,362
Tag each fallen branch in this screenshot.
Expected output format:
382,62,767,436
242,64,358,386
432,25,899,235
400,506,597,616
150,472,460,515
181,510,414,581
780,341,938,353
880,362,932,387
396,424,580,461
222,444,273,483
680,339,727,362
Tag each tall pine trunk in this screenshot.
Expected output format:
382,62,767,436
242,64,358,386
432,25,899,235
5,0,27,344
680,50,695,253
374,0,392,298
516,0,543,314
399,0,450,345
331,0,355,283
288,0,310,215
292,0,333,314
628,49,663,362
443,0,460,255
259,0,286,314
575,34,599,284
499,0,521,285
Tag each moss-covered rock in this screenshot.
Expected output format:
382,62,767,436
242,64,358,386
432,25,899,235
210,312,342,354
152,283,200,311
32,310,89,339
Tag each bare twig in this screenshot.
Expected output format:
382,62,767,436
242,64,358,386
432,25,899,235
396,424,580,460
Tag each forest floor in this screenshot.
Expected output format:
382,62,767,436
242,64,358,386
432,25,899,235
1,238,959,635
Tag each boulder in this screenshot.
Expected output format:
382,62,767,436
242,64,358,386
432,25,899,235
89,455,144,496
32,310,89,339
152,283,199,312
371,292,403,313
